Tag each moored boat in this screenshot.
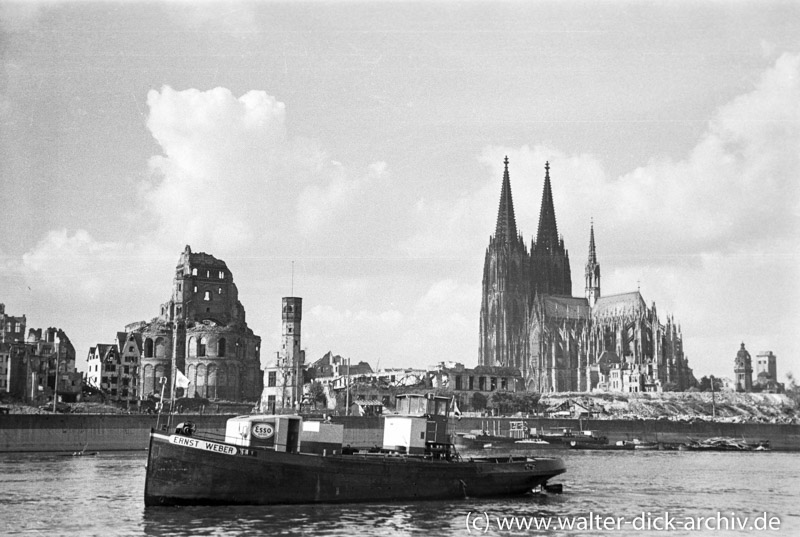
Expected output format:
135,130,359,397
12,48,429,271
144,394,567,506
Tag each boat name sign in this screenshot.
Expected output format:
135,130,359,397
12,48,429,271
169,435,238,456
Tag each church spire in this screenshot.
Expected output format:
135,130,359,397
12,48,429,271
585,218,600,307
535,161,559,252
494,156,518,243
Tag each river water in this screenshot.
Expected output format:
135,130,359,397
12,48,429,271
1,449,798,536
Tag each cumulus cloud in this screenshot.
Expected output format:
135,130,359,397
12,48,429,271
143,86,395,255
406,52,800,263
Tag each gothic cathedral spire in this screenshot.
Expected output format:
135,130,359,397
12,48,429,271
585,219,601,307
531,162,572,296
535,161,559,252
494,156,518,243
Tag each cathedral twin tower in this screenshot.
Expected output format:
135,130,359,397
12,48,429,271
479,158,694,393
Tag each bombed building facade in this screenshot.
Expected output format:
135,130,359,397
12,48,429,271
123,246,262,402
479,158,695,393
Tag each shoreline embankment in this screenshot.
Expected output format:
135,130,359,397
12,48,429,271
2,414,799,452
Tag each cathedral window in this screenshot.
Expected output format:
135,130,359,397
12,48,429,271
218,338,226,357
199,337,207,357
144,338,153,358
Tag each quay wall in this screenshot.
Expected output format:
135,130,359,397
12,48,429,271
331,416,800,451
0,414,231,452
449,417,800,451
2,414,799,452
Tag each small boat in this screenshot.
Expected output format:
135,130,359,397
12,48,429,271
536,427,608,446
569,440,634,451
144,394,566,506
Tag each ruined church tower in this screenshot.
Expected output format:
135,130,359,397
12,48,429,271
530,162,572,296
479,157,530,371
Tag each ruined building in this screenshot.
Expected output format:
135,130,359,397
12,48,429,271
479,158,695,392
0,307,81,403
123,246,262,402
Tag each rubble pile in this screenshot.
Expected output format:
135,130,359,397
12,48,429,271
541,392,798,423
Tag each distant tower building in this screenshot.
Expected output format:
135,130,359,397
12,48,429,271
585,222,601,308
734,342,753,392
755,351,777,380
261,297,305,411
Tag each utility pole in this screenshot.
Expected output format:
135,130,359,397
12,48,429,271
52,344,60,412
710,375,716,419
345,358,350,415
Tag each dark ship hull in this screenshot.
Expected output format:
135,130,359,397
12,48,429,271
144,432,566,506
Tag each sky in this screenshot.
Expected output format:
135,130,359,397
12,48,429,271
1,1,798,383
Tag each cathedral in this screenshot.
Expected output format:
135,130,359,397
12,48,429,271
479,158,695,393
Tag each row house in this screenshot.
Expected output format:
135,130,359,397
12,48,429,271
86,332,141,405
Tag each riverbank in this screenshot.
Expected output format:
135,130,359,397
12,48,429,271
4,413,798,452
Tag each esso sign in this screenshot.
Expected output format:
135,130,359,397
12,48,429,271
252,422,275,440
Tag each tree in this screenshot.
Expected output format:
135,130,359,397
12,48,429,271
308,381,327,409
786,372,800,405
698,376,723,392
489,391,514,415
471,392,487,412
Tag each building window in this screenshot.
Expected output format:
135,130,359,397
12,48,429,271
199,337,207,357
490,377,497,391
455,376,463,391
218,271,224,279
268,371,276,387
178,283,182,292
218,338,226,357
478,377,485,391
468,376,474,390
206,270,210,278
192,268,197,276
218,287,222,295
204,291,211,301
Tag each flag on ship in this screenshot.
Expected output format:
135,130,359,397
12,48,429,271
451,396,462,420
175,370,191,389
